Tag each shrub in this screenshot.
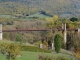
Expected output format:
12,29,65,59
0,43,51,53
15,34,23,43
75,49,80,60
70,17,78,22
38,55,72,60
56,56,71,60
20,45,51,53
54,34,62,53
0,43,21,60
39,55,55,60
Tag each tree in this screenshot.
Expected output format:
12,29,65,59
46,15,61,48
0,43,21,60
46,31,54,49
66,20,75,29
45,15,61,49
67,31,80,51
46,15,61,29
15,34,23,43
70,17,78,22
54,34,62,53
65,19,78,29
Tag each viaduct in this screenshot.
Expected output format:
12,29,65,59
0,24,80,44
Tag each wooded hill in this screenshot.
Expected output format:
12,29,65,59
0,0,80,18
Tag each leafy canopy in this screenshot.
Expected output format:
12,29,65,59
45,15,61,29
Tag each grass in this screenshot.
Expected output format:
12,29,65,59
0,40,76,60
0,40,34,46
0,40,14,44
0,14,16,18
0,13,50,20
0,53,6,60
27,13,50,18
24,13,51,20
0,51,75,60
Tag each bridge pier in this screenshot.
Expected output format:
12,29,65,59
64,23,67,43
0,24,2,40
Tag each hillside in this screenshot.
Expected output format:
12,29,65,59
0,0,80,18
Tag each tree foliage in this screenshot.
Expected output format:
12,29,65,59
70,17,78,22
66,31,80,51
0,0,79,17
66,20,75,28
65,19,78,29
54,34,62,53
15,34,23,43
45,15,61,49
46,15,61,29
0,43,21,60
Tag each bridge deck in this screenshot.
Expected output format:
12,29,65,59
2,28,78,32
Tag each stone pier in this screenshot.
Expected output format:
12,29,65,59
0,24,2,40
64,23,67,43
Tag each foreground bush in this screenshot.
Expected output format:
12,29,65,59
75,49,80,60
0,43,21,60
39,55,73,60
56,56,71,60
39,55,54,60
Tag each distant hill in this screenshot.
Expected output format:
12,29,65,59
0,0,80,18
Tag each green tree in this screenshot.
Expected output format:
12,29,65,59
65,19,78,29
46,15,61,29
45,15,61,46
45,15,61,49
0,43,21,60
15,34,23,43
66,20,75,29
54,34,62,53
70,17,78,22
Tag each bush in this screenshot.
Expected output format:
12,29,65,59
56,56,71,60
39,55,55,60
54,34,62,53
75,49,80,60
20,45,51,53
0,43,21,60
38,55,72,60
70,17,78,22
0,43,51,53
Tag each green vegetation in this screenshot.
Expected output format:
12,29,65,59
39,55,73,60
0,0,80,60
20,45,51,53
1,15,80,51
70,17,78,22
0,0,79,18
0,51,75,60
75,49,80,60
0,43,21,60
54,34,62,53
0,14,80,60
27,13,51,19
0,41,76,60
15,34,24,43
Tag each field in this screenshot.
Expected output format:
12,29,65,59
0,13,50,20
0,40,76,60
0,51,75,60
0,15,16,18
